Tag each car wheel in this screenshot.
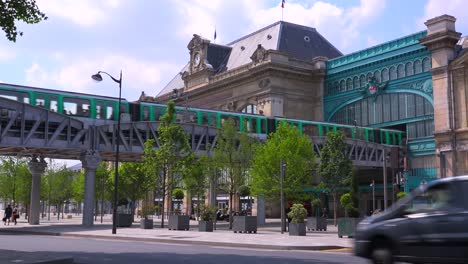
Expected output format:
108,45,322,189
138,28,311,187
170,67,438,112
371,242,393,264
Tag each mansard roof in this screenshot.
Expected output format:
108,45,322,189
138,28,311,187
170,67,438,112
157,21,342,97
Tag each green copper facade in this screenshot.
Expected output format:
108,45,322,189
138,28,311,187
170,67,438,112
325,31,436,191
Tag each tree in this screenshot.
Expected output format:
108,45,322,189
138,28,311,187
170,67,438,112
71,171,85,214
42,163,74,220
182,157,208,220
142,101,192,228
212,118,259,229
0,0,47,42
251,122,316,204
318,130,352,225
0,157,29,206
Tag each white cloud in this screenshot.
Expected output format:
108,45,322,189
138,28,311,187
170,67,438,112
417,0,468,31
25,55,180,100
37,0,121,26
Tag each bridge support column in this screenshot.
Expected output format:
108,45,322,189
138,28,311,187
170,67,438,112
81,151,101,227
28,157,47,225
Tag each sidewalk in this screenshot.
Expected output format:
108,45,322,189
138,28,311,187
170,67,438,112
0,215,353,251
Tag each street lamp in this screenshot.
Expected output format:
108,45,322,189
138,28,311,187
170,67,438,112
370,180,375,213
91,70,122,235
280,159,286,234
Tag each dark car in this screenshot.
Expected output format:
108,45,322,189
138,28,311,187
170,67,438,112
355,176,468,264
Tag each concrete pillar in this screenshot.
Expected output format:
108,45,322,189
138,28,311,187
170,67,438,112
420,14,461,178
28,157,47,225
252,195,266,226
81,151,101,227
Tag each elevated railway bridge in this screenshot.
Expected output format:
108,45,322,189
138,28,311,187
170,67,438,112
0,97,402,227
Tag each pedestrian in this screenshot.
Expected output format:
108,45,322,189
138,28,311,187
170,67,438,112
3,204,12,225
12,205,19,225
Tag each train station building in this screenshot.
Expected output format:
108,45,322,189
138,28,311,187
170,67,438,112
147,14,468,215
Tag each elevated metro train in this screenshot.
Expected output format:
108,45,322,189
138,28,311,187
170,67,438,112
0,83,404,146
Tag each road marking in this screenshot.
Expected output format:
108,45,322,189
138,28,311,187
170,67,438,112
320,248,352,253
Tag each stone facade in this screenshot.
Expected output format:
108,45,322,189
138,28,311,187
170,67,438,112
420,15,468,177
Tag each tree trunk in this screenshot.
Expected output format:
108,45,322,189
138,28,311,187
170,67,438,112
160,166,166,228
48,202,51,221
333,191,337,226
94,200,98,221
228,192,233,229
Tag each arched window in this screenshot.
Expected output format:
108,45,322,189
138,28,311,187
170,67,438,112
422,57,431,72
367,72,373,81
241,104,257,114
346,78,352,91
353,76,359,89
405,62,413,76
389,66,397,80
414,60,422,74
340,80,346,92
333,81,339,94
360,75,366,87
397,64,405,78
374,70,381,82
381,68,389,82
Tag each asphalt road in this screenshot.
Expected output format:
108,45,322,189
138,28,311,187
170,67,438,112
0,234,368,264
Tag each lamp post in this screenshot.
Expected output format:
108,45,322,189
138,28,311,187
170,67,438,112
91,70,122,235
370,180,375,213
280,159,286,234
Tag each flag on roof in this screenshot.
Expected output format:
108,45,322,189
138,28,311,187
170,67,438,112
214,28,217,41
281,0,285,8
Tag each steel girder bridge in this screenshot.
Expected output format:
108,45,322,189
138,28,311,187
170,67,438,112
0,98,400,226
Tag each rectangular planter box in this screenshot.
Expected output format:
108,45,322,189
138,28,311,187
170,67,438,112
117,213,133,227
168,215,190,230
337,217,360,238
140,218,153,229
307,217,327,231
198,221,213,232
289,222,306,236
233,216,257,233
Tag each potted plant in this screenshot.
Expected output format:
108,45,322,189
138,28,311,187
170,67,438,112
168,188,190,230
287,203,307,236
198,204,216,232
307,198,327,231
139,203,154,229
337,168,361,238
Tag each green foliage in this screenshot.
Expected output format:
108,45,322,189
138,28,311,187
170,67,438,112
172,188,184,200
311,198,322,217
251,122,316,202
0,0,47,42
42,162,75,207
0,157,30,205
287,203,307,223
199,204,217,222
139,203,155,217
182,157,207,201
318,131,352,190
340,193,359,218
318,131,352,223
238,185,250,197
397,191,407,200
212,118,259,228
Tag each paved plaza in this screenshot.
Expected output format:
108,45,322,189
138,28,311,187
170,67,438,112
0,214,353,263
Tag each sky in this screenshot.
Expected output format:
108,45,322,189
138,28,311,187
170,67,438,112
0,0,467,167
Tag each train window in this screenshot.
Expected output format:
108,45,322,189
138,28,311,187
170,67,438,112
303,123,318,137
107,105,114,120
0,94,17,100
36,94,45,107
96,102,104,119
64,102,77,115
244,118,253,132
49,96,58,112
251,118,258,133
82,103,90,117
0,90,29,103
143,106,150,121
221,115,240,130
339,127,352,138
187,111,197,124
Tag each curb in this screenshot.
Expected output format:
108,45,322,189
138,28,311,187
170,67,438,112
0,228,347,251
32,257,74,264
